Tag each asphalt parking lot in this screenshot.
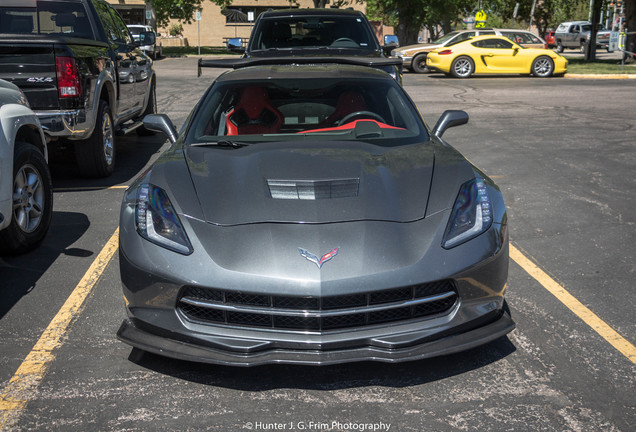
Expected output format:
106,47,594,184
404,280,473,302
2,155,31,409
1,57,634,431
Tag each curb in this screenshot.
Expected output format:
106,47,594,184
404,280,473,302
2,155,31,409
564,73,636,79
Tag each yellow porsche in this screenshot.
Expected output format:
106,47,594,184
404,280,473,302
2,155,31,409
426,35,568,78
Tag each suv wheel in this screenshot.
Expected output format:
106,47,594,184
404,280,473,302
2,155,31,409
75,100,115,177
531,56,554,77
556,41,564,53
579,41,586,54
450,56,474,78
0,143,53,254
411,53,428,73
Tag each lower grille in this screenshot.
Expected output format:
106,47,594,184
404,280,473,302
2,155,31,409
178,280,458,332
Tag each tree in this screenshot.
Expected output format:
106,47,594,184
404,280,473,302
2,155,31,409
367,0,474,45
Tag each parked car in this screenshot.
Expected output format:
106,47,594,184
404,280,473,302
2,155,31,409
426,35,567,78
544,30,556,48
0,0,157,178
554,21,592,53
116,59,514,366
393,28,547,73
128,24,161,59
592,28,613,52
226,8,402,82
0,79,52,254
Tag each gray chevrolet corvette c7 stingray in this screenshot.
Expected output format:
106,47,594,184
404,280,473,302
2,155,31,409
117,61,514,366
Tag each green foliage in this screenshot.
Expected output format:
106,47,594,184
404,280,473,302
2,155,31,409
169,23,184,36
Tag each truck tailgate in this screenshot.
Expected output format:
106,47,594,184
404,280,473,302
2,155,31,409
0,41,58,110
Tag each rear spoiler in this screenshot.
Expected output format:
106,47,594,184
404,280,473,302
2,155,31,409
197,56,402,77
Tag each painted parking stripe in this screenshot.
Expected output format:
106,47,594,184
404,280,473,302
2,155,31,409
0,229,119,430
510,243,636,364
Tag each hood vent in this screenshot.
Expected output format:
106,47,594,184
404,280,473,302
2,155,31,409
268,178,360,200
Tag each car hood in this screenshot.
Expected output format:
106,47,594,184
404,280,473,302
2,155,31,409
398,43,440,54
184,141,435,226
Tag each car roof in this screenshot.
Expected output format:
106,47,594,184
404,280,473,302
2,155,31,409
214,64,392,83
258,8,365,18
559,21,590,25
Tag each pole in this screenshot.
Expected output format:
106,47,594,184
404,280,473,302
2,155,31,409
197,16,200,55
529,0,538,31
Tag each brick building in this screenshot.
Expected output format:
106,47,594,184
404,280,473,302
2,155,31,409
106,1,393,48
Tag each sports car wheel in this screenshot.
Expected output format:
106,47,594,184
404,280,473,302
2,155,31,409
75,100,115,177
531,56,554,77
0,143,53,254
412,53,428,73
450,56,474,78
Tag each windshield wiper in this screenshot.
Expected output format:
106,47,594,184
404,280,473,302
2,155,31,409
190,140,250,148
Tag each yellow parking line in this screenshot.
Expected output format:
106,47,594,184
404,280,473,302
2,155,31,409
510,244,636,364
0,229,119,430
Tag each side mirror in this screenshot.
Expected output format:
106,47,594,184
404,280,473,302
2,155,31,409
513,47,519,55
383,34,399,56
432,110,469,138
227,37,246,53
143,114,178,143
136,31,155,46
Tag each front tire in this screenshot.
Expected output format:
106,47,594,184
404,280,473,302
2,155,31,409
556,41,564,53
75,100,115,177
411,53,428,73
531,56,554,77
450,56,474,78
0,143,53,255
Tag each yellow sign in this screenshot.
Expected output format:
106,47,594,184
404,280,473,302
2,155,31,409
475,10,487,28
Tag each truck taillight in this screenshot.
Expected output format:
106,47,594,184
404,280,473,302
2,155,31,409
55,56,81,98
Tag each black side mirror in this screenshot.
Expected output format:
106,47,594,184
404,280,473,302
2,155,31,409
143,114,178,143
432,110,469,138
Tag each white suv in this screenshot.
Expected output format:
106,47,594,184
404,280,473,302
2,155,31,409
0,79,52,254
127,25,161,59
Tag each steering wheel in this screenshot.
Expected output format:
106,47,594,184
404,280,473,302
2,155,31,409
338,111,386,126
332,37,356,44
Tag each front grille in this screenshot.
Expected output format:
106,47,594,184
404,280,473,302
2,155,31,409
177,280,458,332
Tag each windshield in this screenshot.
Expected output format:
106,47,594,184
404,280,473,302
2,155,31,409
187,74,427,147
251,15,378,51
433,32,460,45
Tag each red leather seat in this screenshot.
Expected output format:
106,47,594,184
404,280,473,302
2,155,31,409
320,91,367,127
226,87,284,135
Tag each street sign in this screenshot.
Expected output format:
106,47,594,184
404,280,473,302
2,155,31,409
475,10,487,28
196,11,201,21
609,31,619,52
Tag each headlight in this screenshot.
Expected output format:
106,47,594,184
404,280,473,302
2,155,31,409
135,184,193,254
442,179,493,249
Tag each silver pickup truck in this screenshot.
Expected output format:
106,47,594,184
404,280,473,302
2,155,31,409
555,21,592,53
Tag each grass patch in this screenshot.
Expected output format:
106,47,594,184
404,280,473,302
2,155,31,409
565,57,636,74
161,46,232,56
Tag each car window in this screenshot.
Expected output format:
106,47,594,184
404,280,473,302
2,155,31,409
434,31,459,44
502,32,538,44
252,15,377,51
473,38,514,49
0,0,93,38
188,75,427,146
455,32,475,42
477,31,495,36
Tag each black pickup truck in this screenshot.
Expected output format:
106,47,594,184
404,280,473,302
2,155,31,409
0,0,157,177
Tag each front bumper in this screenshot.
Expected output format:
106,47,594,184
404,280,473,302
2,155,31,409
117,308,514,366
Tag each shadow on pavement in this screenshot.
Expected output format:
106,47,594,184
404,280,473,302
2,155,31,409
0,211,90,319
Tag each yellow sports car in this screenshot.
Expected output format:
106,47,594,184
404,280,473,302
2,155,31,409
426,35,568,78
